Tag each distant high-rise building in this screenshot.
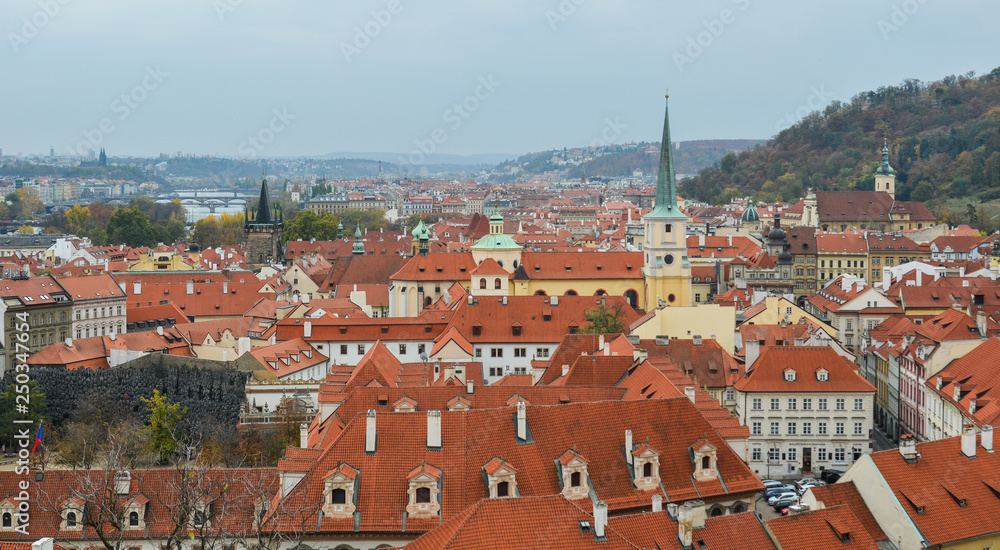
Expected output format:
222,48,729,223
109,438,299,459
50,146,54,157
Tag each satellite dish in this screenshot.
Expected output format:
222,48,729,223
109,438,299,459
419,352,428,363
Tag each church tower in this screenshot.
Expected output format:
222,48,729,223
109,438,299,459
643,92,691,309
244,176,284,268
875,138,896,199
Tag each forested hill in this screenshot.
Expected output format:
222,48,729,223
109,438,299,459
680,67,1000,207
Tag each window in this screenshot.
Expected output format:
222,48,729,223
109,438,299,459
854,398,864,411
489,367,502,377
752,422,761,435
751,448,761,461
128,511,139,527
834,448,846,463
418,344,426,354
340,344,348,355
845,319,853,331
785,370,796,382
818,398,828,410
835,422,845,436
415,487,431,503
570,472,581,487
536,347,549,358
491,348,503,358
787,422,797,435
512,325,521,336
768,448,779,462
473,325,482,336
726,389,734,401
802,398,812,410
66,512,77,528
770,422,779,435
817,370,828,382
787,447,797,462
357,344,365,354
836,398,845,411
479,278,487,289
643,462,653,477
817,448,827,461
475,348,482,358
788,398,797,410
752,398,762,410
331,488,346,504
3,511,13,528
818,422,828,435
513,348,526,357
854,422,863,436
399,344,407,355
770,398,780,411
494,278,501,290
802,422,812,435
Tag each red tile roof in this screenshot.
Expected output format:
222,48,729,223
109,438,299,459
766,505,880,549
610,508,774,550
734,346,876,394
806,481,887,543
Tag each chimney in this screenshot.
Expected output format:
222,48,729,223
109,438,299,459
299,423,309,448
186,280,194,295
427,410,442,448
685,386,696,403
677,500,706,548
32,539,54,550
302,293,310,304
667,502,678,519
962,424,977,458
516,401,527,441
467,379,474,394
899,433,918,462
692,335,702,346
651,494,662,513
109,332,116,341
303,321,312,338
745,339,760,371
598,334,605,350
936,376,943,390
625,430,633,464
562,364,570,377
157,326,164,336
223,280,228,294
970,399,978,416
977,312,988,338
593,501,608,540
365,410,377,453
64,337,73,348
982,425,994,452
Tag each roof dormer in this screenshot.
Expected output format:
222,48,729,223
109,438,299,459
690,439,719,483
125,494,149,530
784,368,796,382
631,441,661,491
406,462,442,519
447,394,472,411
816,368,829,382
393,395,417,413
557,449,590,500
60,497,85,531
483,458,518,498
323,463,359,518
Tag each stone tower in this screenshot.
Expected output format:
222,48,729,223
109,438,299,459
245,176,284,268
875,138,896,199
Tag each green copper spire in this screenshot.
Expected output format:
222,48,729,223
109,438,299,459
647,92,687,220
352,225,364,255
877,138,895,176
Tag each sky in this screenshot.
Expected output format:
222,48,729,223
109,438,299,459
1,0,999,160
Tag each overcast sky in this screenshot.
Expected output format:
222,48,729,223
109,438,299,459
2,0,998,159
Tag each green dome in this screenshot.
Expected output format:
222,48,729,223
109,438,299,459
411,218,430,240
471,233,521,251
741,200,760,223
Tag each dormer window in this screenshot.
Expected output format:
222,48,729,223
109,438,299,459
631,443,661,491
784,368,796,382
691,439,719,482
323,463,359,518
558,449,590,500
406,462,442,518
484,458,518,499
816,368,829,382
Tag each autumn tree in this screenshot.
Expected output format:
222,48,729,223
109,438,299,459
141,389,186,463
65,204,94,236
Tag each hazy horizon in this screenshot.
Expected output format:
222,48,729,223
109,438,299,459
2,1,998,160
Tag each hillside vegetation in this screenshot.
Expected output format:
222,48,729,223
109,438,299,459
681,67,1000,219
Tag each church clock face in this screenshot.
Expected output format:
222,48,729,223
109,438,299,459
664,254,675,266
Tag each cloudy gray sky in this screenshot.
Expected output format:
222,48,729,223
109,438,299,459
2,0,998,159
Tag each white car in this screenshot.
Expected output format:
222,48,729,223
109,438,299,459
767,491,798,505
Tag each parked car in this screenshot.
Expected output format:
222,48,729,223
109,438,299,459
798,481,825,495
772,496,799,511
764,485,797,499
820,469,844,483
767,492,798,506
761,479,784,490
794,478,821,490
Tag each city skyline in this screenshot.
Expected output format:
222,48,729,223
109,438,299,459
2,0,998,159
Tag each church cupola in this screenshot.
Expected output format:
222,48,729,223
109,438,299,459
875,138,897,199
352,226,365,255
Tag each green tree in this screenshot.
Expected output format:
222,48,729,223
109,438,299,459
0,381,48,450
283,210,339,243
337,209,388,232
720,152,737,174
581,302,628,334
141,389,186,463
154,216,187,245
106,206,159,247
911,181,936,203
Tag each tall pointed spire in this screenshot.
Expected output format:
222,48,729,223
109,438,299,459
256,174,272,224
647,91,687,220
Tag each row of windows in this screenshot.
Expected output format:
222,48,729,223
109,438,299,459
752,397,864,411
751,421,865,436
820,259,865,269
751,447,847,463
76,305,123,320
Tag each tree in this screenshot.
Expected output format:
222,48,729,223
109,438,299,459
282,210,339,244
911,181,936,203
337,208,388,232
65,204,93,236
0,381,47,452
106,206,159,247
141,389,186,463
581,302,628,334
15,187,44,219
16,224,34,234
